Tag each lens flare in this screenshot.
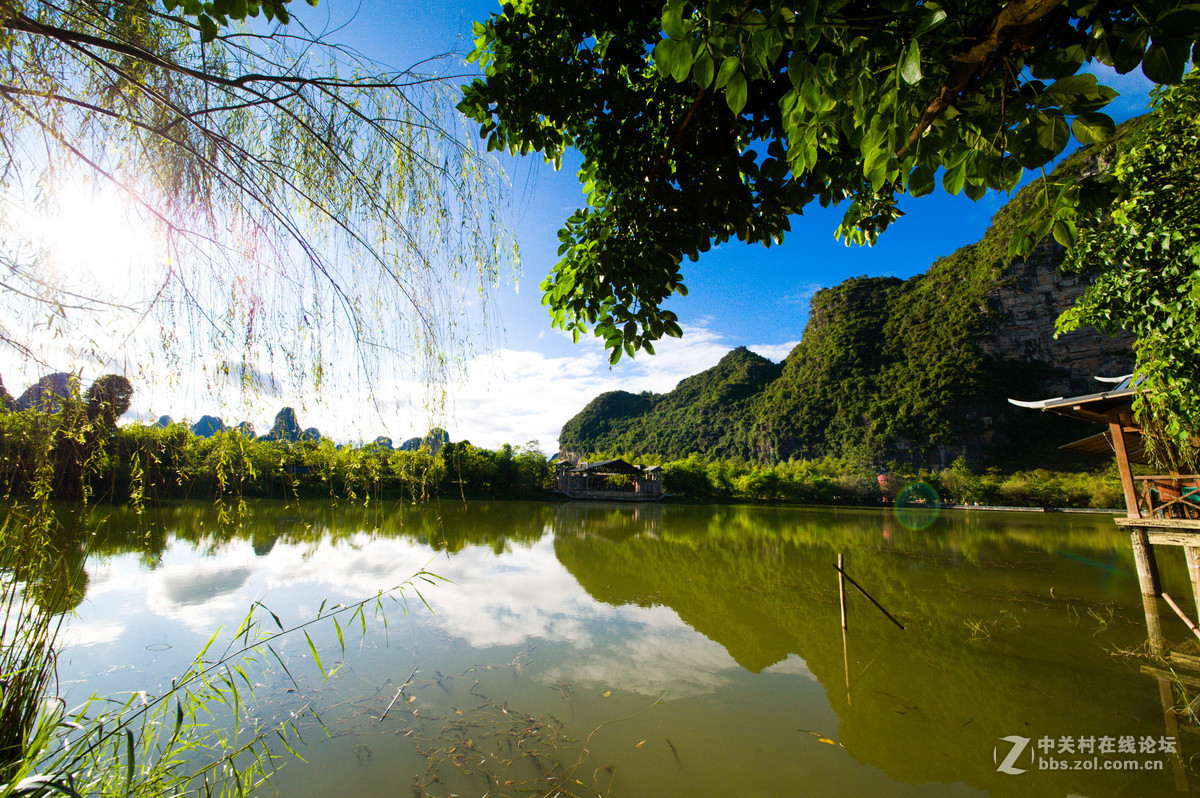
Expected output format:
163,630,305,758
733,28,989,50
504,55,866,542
895,482,941,530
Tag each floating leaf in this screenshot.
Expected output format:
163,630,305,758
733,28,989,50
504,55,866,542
602,690,612,698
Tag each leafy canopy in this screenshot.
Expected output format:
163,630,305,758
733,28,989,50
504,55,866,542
1060,68,1200,466
459,0,1197,362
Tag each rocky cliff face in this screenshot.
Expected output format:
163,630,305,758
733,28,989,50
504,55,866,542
980,239,1134,398
557,133,1143,469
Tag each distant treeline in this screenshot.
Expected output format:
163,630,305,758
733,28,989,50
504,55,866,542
0,400,1125,509
588,452,1126,510
0,407,553,504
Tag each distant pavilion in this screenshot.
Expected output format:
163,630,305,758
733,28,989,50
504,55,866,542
555,459,663,502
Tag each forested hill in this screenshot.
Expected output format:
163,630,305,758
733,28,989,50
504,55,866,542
559,136,1139,470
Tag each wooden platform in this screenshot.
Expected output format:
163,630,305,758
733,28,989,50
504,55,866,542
1116,517,1200,545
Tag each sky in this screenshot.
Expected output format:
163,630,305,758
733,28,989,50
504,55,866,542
0,2,1158,453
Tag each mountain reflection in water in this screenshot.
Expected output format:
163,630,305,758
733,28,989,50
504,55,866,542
38,499,1194,797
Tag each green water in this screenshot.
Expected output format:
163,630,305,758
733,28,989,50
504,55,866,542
46,500,1200,796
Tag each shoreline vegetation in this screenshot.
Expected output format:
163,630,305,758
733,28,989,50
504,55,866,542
0,405,1126,511
0,400,1127,794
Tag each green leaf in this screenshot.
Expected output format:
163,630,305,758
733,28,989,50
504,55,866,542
726,71,748,115
198,14,219,42
304,631,326,679
1035,113,1070,155
899,41,922,85
1071,112,1115,144
913,7,947,36
652,39,689,82
716,56,741,89
800,78,823,112
964,180,986,201
124,729,135,794
942,160,966,195
1030,44,1086,80
692,52,715,88
1042,73,1098,106
1142,41,1186,84
1052,219,1078,248
908,163,935,197
662,0,687,39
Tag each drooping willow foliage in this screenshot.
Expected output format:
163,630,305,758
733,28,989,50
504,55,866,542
0,0,513,400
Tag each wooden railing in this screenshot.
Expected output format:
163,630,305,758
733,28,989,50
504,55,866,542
1136,475,1200,519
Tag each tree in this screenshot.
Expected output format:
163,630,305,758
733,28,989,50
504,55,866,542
85,374,133,428
1059,68,1200,467
459,0,1197,363
1,0,510,393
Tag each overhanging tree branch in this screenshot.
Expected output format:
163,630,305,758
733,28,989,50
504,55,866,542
898,0,1066,158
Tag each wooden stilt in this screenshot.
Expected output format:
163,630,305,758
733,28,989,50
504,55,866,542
1131,527,1162,597
1109,415,1142,519
1144,594,1166,658
1187,547,1200,616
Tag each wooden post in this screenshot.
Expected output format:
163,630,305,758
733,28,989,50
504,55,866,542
1187,546,1200,616
1109,414,1141,519
838,553,847,630
1131,527,1161,597
1144,594,1166,658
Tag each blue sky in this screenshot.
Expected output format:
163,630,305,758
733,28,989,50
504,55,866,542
367,2,1154,452
2,2,1157,453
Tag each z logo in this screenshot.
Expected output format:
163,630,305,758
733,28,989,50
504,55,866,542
994,735,1032,775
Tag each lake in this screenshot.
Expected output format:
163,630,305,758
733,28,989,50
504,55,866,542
44,499,1199,796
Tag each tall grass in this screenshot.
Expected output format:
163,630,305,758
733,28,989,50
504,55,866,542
0,513,64,789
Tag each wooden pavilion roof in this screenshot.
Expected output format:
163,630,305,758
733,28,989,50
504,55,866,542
569,458,645,476
1009,375,1146,464
1008,375,1138,425
1060,429,1149,465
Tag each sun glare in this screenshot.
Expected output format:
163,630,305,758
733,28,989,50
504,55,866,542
26,181,161,304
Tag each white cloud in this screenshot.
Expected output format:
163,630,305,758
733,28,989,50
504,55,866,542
1,300,797,452
748,340,799,362
92,318,793,453
63,533,748,701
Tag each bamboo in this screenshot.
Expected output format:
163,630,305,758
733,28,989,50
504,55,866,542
838,553,847,630
1163,593,1200,643
831,562,905,630
842,627,852,706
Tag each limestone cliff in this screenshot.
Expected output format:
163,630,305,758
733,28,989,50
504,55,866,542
980,239,1134,397
558,131,1140,469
